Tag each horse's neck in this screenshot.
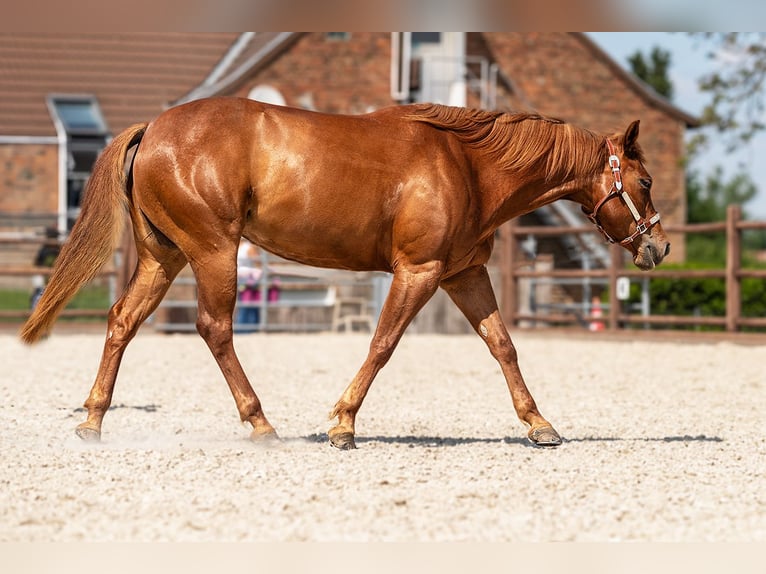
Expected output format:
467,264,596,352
483,169,593,231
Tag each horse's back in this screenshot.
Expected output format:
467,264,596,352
143,97,438,153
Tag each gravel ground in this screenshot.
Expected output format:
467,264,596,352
1,330,764,542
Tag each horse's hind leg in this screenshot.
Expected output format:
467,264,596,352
328,261,443,449
441,265,561,446
76,244,186,441
189,252,277,440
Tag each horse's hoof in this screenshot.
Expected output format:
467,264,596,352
329,432,357,450
250,430,280,444
528,425,562,447
75,425,101,442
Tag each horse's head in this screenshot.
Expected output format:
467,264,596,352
583,120,670,270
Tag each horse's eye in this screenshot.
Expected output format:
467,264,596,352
639,178,652,190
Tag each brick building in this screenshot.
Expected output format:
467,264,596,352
0,33,697,329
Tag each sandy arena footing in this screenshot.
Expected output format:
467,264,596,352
1,331,764,542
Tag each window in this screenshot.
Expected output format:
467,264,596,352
412,32,441,45
51,100,108,135
47,95,110,229
326,32,350,42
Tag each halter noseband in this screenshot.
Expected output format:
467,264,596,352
585,139,661,246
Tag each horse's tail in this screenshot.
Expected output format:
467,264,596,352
20,123,148,344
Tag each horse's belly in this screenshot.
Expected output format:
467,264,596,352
246,216,388,272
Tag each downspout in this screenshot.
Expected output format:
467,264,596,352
45,98,69,237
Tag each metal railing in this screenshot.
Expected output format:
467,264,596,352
151,252,388,333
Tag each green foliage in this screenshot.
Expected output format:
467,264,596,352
627,46,674,99
743,228,766,251
691,32,766,151
686,167,757,223
684,167,765,264
685,236,727,267
625,261,766,330
624,37,766,331
742,275,766,319
634,263,726,318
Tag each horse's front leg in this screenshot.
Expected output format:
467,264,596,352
328,261,443,450
441,265,561,446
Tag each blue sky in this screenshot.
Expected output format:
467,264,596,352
588,32,766,219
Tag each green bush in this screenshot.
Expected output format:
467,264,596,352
742,276,766,319
624,260,766,331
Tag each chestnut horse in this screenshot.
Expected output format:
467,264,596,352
20,98,669,449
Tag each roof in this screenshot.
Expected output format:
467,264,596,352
173,32,301,105
573,33,699,128
0,32,698,139
0,33,240,137
176,32,698,128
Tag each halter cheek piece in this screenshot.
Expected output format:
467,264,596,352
584,139,661,246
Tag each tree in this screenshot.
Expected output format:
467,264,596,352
625,41,766,328
687,166,757,223
629,43,763,231
692,32,766,152
627,46,674,99
685,167,760,262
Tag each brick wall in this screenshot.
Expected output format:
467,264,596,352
228,32,395,114
0,143,58,219
0,143,58,289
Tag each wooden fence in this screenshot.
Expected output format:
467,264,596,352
0,229,381,332
3,205,765,332
499,204,766,332
0,233,122,321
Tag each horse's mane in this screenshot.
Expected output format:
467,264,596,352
407,104,609,183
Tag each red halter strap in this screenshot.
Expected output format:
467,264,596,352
585,139,661,246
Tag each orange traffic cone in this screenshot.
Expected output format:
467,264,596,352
589,296,605,331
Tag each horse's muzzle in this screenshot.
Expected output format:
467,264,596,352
634,234,670,270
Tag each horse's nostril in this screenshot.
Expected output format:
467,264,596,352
664,243,671,257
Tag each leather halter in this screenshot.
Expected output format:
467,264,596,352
585,139,661,246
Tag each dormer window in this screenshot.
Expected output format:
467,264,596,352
47,95,110,230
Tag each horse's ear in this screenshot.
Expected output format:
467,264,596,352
624,120,640,158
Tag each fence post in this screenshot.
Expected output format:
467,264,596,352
608,242,620,330
500,221,516,327
726,204,742,332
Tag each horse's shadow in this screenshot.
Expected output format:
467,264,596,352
304,433,723,448
70,407,724,448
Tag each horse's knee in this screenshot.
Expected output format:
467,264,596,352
196,312,233,350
